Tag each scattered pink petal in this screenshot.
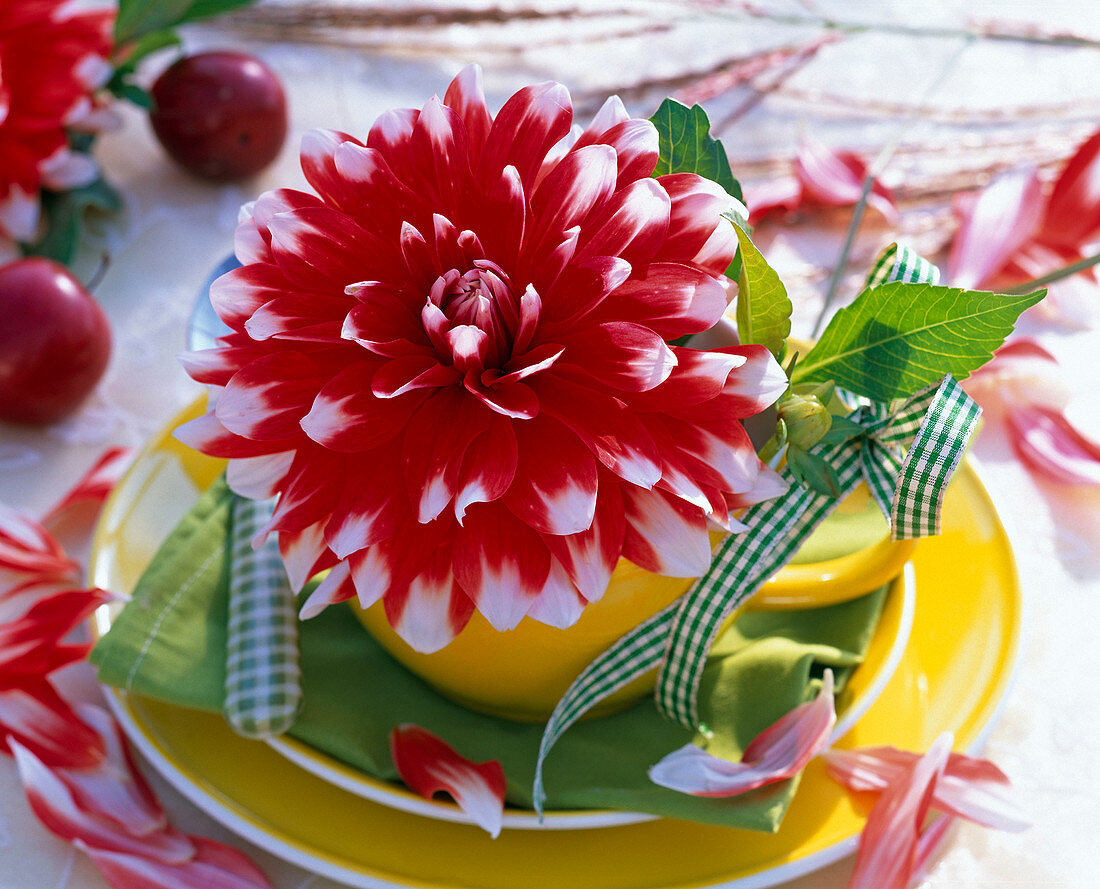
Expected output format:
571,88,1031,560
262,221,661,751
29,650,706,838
0,682,106,768
0,503,79,582
10,738,194,863
648,670,835,797
41,447,132,535
845,733,953,889
79,836,274,889
913,814,955,881
1041,128,1100,249
946,167,1044,289
390,724,507,837
822,745,1029,832
1006,405,1100,487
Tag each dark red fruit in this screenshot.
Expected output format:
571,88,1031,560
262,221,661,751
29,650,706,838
150,51,288,182
0,258,112,425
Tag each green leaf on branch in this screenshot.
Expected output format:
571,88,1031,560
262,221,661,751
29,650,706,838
786,446,842,499
24,177,122,266
790,282,1046,402
115,0,254,44
730,221,792,358
817,414,865,445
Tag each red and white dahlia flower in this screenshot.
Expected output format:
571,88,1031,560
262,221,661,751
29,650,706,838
179,65,788,652
0,0,114,259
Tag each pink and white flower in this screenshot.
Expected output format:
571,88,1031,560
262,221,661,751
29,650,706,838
390,723,507,837
178,65,788,652
947,127,1100,327
744,136,896,225
0,0,114,258
648,668,835,797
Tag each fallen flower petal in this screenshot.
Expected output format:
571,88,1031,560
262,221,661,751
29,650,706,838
846,732,953,889
390,723,507,837
0,503,79,582
946,167,1044,290
822,744,1029,833
11,738,194,864
648,670,835,797
1006,404,1100,487
0,681,106,768
78,836,273,889
1040,128,1100,249
42,447,132,536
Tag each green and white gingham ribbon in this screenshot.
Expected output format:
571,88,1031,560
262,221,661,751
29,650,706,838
224,495,303,739
533,243,976,811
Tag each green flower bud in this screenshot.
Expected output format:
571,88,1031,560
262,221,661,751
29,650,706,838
778,391,833,451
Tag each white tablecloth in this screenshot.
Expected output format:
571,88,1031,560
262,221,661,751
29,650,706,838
2,3,1099,886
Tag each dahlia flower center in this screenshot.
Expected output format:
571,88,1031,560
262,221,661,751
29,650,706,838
428,260,532,371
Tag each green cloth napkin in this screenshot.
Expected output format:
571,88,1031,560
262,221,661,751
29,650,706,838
91,477,888,831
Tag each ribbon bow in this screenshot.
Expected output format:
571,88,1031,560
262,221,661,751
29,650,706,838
532,244,979,813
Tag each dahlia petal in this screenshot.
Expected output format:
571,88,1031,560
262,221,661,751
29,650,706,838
244,294,350,342
542,475,625,603
410,97,472,215
12,737,195,865
299,560,355,619
301,128,361,208
534,374,661,489
40,446,130,537
371,354,461,399
209,264,299,331
529,143,617,252
454,415,518,522
594,262,727,339
0,185,39,243
537,225,580,289
478,81,573,189
648,670,835,797
1,588,107,675
454,504,551,631
390,725,507,837
504,417,598,536
444,64,492,163
447,325,490,372
467,377,539,420
366,107,420,182
576,95,630,144
174,412,289,459
744,176,803,224
234,212,269,265
656,173,741,276
277,520,330,590
225,452,294,501
845,733,953,889
477,164,527,270
261,448,345,536
794,138,864,205
822,746,1029,833
346,545,393,612
622,486,711,577
596,118,660,185
538,255,633,327
384,547,472,654
1041,127,1100,247
0,503,77,579
179,344,264,387
493,343,564,386
962,337,1070,419
80,837,273,889
65,704,169,838
576,177,671,268
218,352,328,441
0,683,106,769
637,345,788,416
267,207,401,289
947,167,1044,289
526,559,587,628
1006,405,1100,486
558,322,677,393
320,454,406,558
342,296,430,359
403,389,493,523
39,147,98,190
332,142,432,240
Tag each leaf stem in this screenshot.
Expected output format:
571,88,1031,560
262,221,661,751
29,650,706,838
810,37,973,336
1003,250,1100,294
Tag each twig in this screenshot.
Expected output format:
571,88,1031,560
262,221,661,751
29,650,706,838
1004,250,1100,294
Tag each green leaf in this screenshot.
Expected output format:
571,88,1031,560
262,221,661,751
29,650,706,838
115,0,254,44
790,282,1046,402
817,414,865,445
786,446,842,498
121,29,182,69
115,82,154,109
650,98,742,202
731,222,792,357
25,176,122,266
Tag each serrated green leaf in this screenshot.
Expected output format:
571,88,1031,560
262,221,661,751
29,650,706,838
786,446,842,498
115,0,254,44
650,98,742,202
791,282,1046,402
732,224,792,357
25,177,122,266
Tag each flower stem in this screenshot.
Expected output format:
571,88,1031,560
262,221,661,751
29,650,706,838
1003,250,1100,294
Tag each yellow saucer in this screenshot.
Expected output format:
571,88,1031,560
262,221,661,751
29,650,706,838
88,429,1020,887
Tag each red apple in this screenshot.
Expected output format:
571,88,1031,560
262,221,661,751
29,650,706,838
149,51,288,182
0,258,111,425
